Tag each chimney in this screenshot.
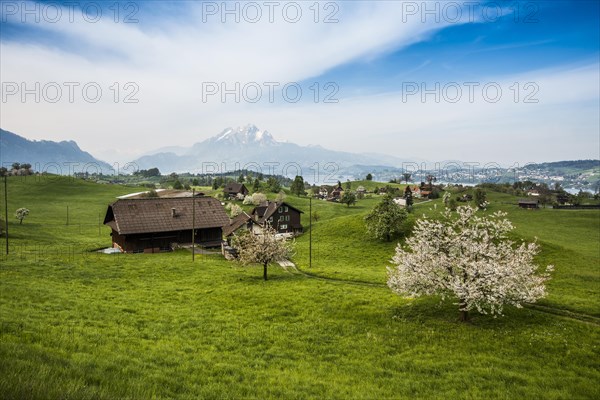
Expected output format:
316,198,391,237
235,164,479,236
171,208,177,218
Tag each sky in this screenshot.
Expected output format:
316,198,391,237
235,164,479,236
1,0,599,166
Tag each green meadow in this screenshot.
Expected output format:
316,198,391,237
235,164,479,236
1,176,599,399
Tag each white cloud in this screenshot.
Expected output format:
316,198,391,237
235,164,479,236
1,1,598,165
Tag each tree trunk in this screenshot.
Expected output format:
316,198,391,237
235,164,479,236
19,219,22,225
459,300,469,322
263,262,268,281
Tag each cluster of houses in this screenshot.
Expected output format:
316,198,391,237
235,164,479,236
314,183,433,202
315,182,346,201
378,185,431,198
103,188,303,254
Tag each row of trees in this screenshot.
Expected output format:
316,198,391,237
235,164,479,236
0,163,34,177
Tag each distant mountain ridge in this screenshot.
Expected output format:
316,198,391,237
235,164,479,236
0,129,112,174
134,124,413,174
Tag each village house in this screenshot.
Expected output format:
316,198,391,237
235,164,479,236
518,199,540,209
356,186,367,196
329,183,344,201
420,190,432,199
103,197,229,253
223,182,249,199
393,197,407,207
251,201,303,235
118,189,205,199
411,186,422,198
222,212,254,240
317,186,329,199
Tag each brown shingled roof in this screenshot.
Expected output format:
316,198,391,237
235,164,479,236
104,197,229,235
224,182,247,194
223,212,253,237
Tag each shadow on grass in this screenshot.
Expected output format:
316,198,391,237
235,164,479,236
386,296,560,330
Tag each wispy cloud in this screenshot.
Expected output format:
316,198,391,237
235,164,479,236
1,1,598,165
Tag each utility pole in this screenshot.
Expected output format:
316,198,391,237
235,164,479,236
192,188,195,262
4,175,8,255
309,196,312,268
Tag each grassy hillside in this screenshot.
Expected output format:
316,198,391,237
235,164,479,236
0,176,598,399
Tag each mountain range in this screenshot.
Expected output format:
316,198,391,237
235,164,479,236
133,124,414,174
1,126,597,191
0,128,112,174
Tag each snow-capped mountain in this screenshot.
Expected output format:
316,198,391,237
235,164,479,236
208,124,278,147
134,124,413,174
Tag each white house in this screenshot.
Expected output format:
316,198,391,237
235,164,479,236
393,197,407,207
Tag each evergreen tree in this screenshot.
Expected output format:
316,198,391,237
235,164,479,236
290,176,306,196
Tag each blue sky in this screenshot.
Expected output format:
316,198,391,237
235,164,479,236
1,0,599,165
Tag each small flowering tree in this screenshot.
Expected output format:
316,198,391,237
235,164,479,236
251,192,267,205
226,203,243,217
15,208,30,224
233,227,294,281
387,205,553,321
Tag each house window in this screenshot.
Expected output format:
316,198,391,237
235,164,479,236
279,216,284,221
280,224,288,230
278,207,283,213
285,215,290,221
284,206,288,212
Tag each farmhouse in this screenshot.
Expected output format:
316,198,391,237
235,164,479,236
223,212,254,239
118,189,205,199
317,186,329,199
329,183,344,201
410,186,422,198
518,199,540,209
224,182,249,199
251,201,303,235
393,197,407,207
103,197,229,253
420,190,432,198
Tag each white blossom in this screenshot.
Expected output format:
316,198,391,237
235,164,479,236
251,193,267,206
387,205,553,319
232,227,294,280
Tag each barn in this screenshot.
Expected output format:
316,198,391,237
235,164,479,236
223,182,249,199
518,199,540,209
103,197,229,253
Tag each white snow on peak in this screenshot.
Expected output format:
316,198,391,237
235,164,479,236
212,124,276,145
215,128,233,141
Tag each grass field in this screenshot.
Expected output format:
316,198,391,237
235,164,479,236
1,176,599,399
